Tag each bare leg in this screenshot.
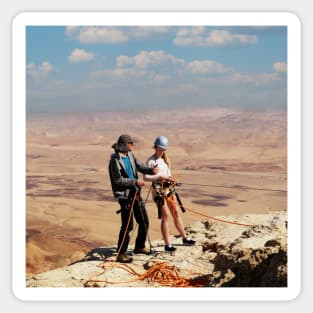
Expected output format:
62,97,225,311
160,204,171,245
166,195,187,238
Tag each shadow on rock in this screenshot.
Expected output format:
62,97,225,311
69,246,116,265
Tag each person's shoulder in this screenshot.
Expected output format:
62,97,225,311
110,152,119,160
146,154,156,164
128,151,138,163
147,154,155,161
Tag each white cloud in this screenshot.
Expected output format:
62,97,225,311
224,73,280,87
117,50,229,75
112,50,232,86
129,26,171,38
27,61,55,79
65,26,258,49
187,60,230,75
117,50,185,69
90,49,284,93
174,28,258,46
90,68,169,86
90,68,146,81
134,50,185,68
194,70,283,91
176,26,206,37
116,55,133,67
273,62,287,73
70,26,128,44
65,26,172,44
68,48,94,63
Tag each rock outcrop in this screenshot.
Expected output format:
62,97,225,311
26,211,287,288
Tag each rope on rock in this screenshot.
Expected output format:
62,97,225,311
183,205,254,227
85,261,207,287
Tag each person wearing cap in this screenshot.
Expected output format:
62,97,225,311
144,135,196,252
109,134,158,263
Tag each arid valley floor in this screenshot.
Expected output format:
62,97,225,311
25,107,287,275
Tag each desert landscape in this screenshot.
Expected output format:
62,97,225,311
25,107,287,285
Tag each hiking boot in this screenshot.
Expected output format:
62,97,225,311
182,237,196,245
164,245,176,252
116,253,133,263
133,247,151,255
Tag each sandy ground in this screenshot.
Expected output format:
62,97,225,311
25,107,287,275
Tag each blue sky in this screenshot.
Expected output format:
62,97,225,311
26,26,287,113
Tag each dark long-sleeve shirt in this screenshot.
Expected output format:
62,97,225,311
109,151,154,200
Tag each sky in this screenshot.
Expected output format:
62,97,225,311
26,26,287,113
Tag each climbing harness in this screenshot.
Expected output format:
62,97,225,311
151,180,186,219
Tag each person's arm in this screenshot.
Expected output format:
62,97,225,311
135,159,154,175
132,153,156,175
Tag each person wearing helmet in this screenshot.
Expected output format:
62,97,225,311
144,136,196,252
109,134,158,263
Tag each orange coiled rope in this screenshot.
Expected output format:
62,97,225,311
86,261,207,287
139,262,207,287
